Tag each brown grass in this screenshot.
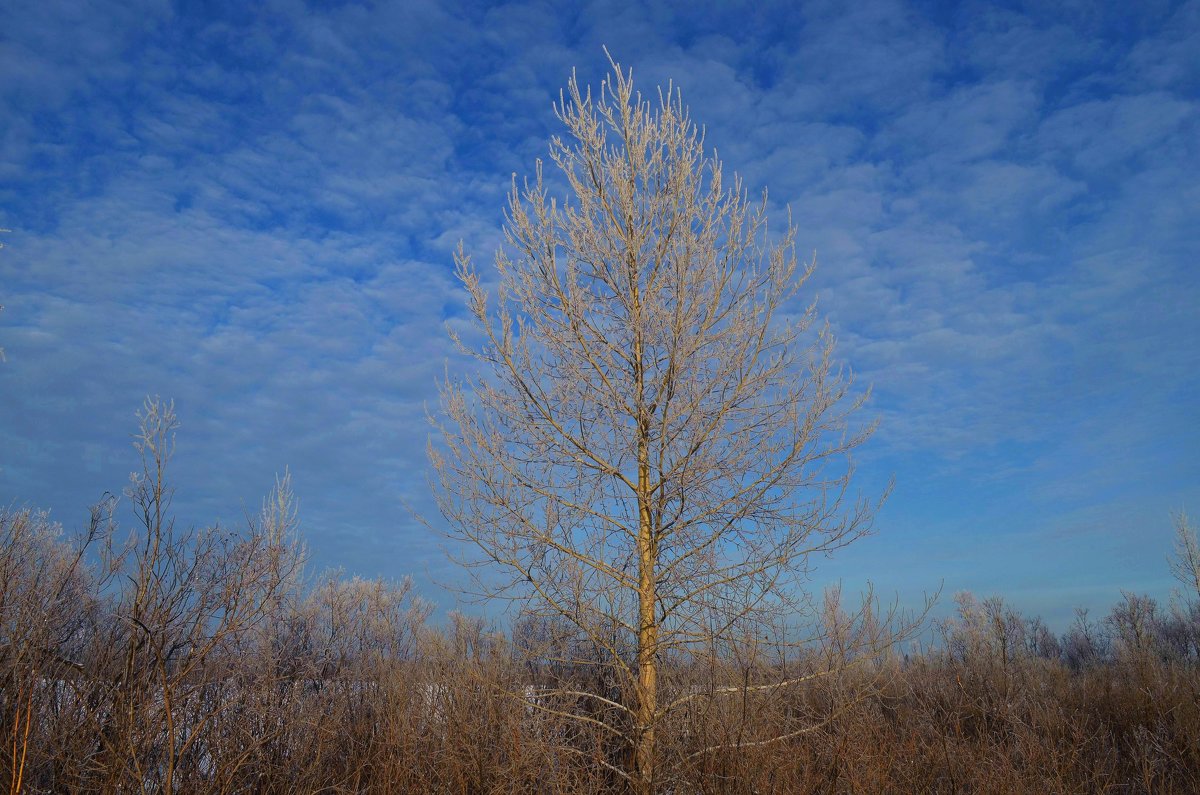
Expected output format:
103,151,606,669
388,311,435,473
4,497,1198,793
3,411,1197,793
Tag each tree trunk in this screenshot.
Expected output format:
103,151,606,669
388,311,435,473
635,413,657,794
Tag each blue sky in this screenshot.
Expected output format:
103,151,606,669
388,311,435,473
2,0,1197,629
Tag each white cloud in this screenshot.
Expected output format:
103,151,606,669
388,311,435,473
1,0,1196,618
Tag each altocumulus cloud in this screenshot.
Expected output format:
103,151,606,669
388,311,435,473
1,0,1197,626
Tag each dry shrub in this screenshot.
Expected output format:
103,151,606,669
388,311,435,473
3,407,1199,793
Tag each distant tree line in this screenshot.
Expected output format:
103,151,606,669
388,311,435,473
1,401,1198,792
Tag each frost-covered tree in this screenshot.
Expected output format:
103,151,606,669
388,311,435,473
432,58,892,792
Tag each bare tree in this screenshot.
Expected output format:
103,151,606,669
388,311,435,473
1166,511,1200,661
0,504,107,792
1169,511,1200,601
85,398,306,792
431,57,906,791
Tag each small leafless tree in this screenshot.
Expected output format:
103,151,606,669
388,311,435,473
0,504,107,793
431,57,917,792
1170,511,1200,601
81,397,306,792
1167,511,1200,661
